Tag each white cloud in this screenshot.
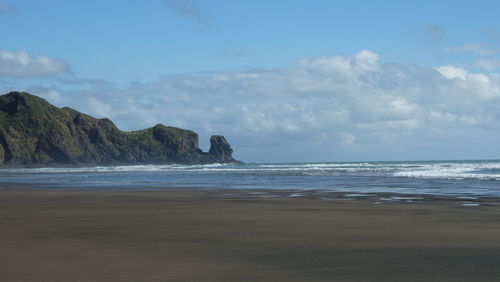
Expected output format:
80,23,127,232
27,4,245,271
87,97,112,118
299,49,379,72
339,132,357,147
25,50,500,161
39,90,63,104
0,51,70,77
434,65,467,80
474,59,500,71
435,65,500,99
443,43,498,55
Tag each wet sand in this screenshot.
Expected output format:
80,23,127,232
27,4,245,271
1,188,500,281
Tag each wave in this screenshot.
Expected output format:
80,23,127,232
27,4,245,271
393,162,500,180
2,160,500,181
2,160,500,197
0,163,234,173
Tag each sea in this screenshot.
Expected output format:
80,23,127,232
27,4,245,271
1,160,500,200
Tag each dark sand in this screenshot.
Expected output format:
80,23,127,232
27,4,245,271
2,188,500,281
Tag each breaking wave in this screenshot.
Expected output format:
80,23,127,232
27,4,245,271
4,160,500,180
2,160,500,196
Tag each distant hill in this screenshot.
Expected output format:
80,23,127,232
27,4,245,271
0,91,240,167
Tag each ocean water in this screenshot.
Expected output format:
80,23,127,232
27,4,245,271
1,160,500,197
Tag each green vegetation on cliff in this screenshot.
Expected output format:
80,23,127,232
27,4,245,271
0,91,239,166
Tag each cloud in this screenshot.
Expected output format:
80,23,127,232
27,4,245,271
434,65,467,80
485,27,500,40
434,65,500,99
443,43,498,55
87,97,113,117
474,58,500,71
55,77,115,88
165,0,216,31
22,50,500,161
0,51,71,77
420,25,445,41
298,50,379,72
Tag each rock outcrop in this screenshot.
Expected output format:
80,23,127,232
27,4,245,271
209,135,235,162
0,91,240,166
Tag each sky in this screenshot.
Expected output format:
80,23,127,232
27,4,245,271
1,0,500,162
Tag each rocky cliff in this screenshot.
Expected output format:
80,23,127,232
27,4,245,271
0,91,240,166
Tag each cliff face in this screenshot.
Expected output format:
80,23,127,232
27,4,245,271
0,91,240,166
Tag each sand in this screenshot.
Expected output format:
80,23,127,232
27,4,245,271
1,188,500,281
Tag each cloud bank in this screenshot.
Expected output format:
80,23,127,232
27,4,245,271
0,51,70,77
10,50,500,161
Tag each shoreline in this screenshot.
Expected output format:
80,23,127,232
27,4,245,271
2,187,500,281
2,185,500,207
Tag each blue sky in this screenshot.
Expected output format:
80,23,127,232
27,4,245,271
1,0,500,162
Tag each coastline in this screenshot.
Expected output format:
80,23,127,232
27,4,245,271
2,187,500,281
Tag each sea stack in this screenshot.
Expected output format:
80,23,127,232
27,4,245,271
209,135,235,163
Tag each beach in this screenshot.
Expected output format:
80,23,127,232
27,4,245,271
3,1,500,281
2,188,500,281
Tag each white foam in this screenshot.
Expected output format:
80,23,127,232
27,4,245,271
0,163,232,173
2,160,500,182
393,161,500,180
344,193,370,197
461,202,480,207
